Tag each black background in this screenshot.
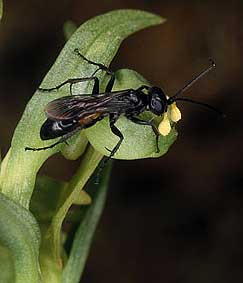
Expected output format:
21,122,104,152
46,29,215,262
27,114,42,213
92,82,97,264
1,1,243,282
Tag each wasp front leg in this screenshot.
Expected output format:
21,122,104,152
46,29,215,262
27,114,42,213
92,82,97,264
126,115,160,153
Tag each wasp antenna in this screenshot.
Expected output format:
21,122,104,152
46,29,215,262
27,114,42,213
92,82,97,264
168,60,216,103
174,97,224,117
209,59,216,68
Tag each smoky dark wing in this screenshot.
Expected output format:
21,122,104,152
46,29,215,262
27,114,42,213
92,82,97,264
45,91,132,120
45,94,109,120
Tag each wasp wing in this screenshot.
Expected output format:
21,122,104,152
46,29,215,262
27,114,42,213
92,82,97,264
45,91,133,121
45,94,110,120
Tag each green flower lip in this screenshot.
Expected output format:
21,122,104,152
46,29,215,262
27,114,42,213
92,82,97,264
85,69,177,160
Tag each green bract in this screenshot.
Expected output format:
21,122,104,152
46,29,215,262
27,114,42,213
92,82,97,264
0,9,166,209
0,9,177,283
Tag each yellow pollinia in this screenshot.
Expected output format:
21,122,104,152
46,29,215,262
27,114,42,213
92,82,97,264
158,103,181,136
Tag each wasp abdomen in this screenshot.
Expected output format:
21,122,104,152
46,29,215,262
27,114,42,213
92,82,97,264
40,119,78,140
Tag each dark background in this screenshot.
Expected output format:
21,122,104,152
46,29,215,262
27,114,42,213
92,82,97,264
1,1,243,282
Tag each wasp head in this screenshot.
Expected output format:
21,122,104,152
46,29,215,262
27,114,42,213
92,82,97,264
148,87,168,115
147,87,182,136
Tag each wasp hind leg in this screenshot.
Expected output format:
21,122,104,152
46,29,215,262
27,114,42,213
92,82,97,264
25,127,81,151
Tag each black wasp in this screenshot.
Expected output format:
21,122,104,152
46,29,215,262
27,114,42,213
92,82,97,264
25,49,221,169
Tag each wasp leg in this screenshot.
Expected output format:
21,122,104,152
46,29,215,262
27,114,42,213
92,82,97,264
74,48,115,93
126,115,160,153
107,115,124,159
39,76,100,96
95,113,123,184
105,147,112,153
105,73,115,93
25,126,82,151
74,48,113,75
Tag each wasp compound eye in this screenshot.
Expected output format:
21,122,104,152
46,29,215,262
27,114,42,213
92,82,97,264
150,96,167,115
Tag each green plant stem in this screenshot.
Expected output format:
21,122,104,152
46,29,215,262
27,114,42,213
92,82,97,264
46,146,103,263
62,163,111,283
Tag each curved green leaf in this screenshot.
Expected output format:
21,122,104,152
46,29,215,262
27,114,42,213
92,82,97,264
86,69,177,159
0,192,41,283
62,163,111,283
0,10,164,208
